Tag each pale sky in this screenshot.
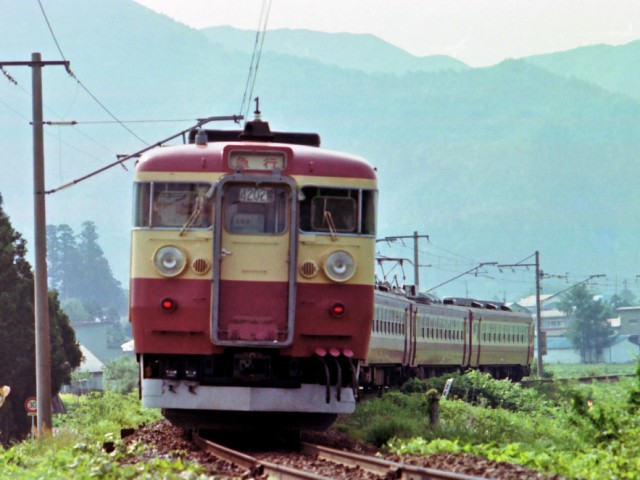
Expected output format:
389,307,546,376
134,0,640,66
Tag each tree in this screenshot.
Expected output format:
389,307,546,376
609,288,637,310
60,298,92,324
46,221,127,317
76,221,126,312
46,224,82,299
0,194,82,443
558,284,615,363
103,356,138,394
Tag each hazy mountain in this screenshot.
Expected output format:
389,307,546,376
1,0,638,300
524,41,640,100
200,26,469,75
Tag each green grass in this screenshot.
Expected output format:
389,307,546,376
338,367,640,479
541,362,637,378
0,391,210,479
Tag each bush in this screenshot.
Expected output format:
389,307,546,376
339,368,640,478
401,370,545,413
54,391,161,439
104,356,139,394
0,392,196,479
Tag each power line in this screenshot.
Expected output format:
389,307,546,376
36,0,148,146
239,0,272,121
45,115,242,194
50,118,203,125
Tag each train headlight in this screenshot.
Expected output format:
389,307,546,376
323,250,356,282
154,246,187,277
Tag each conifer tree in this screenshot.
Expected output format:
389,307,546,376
0,194,82,443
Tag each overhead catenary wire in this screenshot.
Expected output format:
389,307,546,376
238,0,272,121
44,115,242,195
36,0,148,146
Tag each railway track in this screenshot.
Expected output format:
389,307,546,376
521,373,636,387
193,432,485,480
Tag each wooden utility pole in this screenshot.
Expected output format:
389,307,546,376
1,53,69,437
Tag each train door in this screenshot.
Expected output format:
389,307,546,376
467,310,481,368
402,306,418,367
211,174,297,346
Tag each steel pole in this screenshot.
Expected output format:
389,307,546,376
413,231,420,290
535,250,544,377
32,52,52,436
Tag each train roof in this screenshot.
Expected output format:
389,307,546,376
135,118,376,180
187,120,321,147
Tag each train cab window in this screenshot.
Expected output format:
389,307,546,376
133,182,213,229
299,187,376,235
223,184,289,234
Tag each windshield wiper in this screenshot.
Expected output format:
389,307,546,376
323,210,338,242
179,185,214,236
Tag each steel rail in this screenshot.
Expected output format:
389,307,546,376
194,432,486,480
193,433,329,480
300,442,485,480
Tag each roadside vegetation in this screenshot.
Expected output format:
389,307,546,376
542,362,637,378
0,391,210,479
1,362,639,478
338,361,640,479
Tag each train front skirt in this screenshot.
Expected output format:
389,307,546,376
141,378,356,414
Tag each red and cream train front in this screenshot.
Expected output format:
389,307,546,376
129,120,377,429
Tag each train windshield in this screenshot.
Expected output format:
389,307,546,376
223,183,290,234
133,182,213,229
299,187,376,235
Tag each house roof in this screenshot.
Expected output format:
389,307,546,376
617,306,640,312
516,294,555,309
78,345,104,373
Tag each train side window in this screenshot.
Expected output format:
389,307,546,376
133,182,151,227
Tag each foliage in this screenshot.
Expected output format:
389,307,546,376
608,288,637,309
558,285,615,363
400,370,543,413
340,368,640,479
628,359,640,411
53,391,160,438
0,196,82,444
60,298,92,324
104,357,139,394
107,320,133,348
0,392,207,479
47,222,127,318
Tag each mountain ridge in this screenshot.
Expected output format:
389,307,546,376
0,0,638,299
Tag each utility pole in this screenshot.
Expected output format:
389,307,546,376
1,53,70,437
376,232,429,290
498,251,544,377
534,251,543,377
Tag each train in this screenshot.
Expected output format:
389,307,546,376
129,115,533,431
363,283,534,387
130,115,377,430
